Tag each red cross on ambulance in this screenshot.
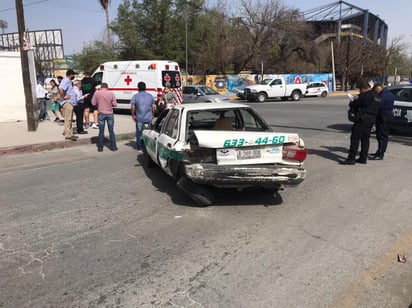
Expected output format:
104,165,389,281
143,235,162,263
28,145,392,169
164,74,171,83
124,75,132,85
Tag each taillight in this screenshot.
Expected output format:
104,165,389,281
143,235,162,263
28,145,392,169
184,148,216,163
282,146,307,162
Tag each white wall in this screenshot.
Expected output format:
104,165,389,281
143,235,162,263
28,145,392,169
0,51,37,122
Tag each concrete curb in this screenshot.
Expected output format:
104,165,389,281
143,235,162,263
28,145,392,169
0,132,135,156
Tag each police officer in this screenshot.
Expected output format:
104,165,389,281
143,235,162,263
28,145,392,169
369,84,394,160
340,80,381,165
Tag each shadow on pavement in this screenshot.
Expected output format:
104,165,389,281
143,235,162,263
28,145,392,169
308,146,348,163
136,154,283,207
327,123,352,132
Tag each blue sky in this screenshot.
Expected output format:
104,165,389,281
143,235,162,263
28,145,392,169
1,0,411,55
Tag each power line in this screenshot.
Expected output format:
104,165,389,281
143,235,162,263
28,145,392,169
0,0,48,12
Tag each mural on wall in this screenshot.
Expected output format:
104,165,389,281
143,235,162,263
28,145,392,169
183,73,334,96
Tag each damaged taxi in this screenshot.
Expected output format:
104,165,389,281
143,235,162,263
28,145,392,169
141,102,307,205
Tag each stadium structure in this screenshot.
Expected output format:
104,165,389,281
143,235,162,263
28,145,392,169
303,1,388,47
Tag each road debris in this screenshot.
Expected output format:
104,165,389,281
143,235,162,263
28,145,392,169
397,254,407,263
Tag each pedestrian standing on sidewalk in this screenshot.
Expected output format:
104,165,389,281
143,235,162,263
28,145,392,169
73,80,89,134
81,72,98,129
158,86,178,114
130,81,156,155
49,79,62,122
36,77,48,121
91,83,118,152
59,69,78,141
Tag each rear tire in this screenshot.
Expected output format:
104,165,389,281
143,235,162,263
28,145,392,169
321,91,327,98
291,90,301,101
177,177,215,206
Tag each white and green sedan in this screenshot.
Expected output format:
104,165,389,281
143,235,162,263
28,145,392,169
142,102,307,205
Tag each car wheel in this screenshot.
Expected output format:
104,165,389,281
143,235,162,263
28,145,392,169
177,177,215,206
291,90,301,101
281,96,289,101
142,143,155,168
257,92,267,103
321,91,327,98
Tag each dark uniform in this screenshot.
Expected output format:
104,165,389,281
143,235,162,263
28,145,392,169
372,88,394,159
82,76,98,112
345,90,380,163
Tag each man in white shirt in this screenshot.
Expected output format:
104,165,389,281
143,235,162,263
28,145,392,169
73,80,89,134
36,77,48,121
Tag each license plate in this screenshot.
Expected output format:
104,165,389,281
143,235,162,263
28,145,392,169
237,148,261,160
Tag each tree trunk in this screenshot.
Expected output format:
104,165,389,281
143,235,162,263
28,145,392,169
105,8,112,50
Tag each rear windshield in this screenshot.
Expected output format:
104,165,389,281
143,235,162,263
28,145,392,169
186,108,270,132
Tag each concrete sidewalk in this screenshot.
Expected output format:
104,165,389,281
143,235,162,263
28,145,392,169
0,114,135,156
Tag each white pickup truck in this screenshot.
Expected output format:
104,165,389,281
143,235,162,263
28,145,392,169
244,77,307,102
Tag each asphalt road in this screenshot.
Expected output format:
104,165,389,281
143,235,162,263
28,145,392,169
1,96,411,308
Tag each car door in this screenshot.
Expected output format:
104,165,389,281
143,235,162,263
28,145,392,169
157,108,181,172
312,83,322,95
267,79,285,97
391,87,412,125
144,109,170,163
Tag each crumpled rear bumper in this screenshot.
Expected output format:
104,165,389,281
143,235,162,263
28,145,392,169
184,163,306,187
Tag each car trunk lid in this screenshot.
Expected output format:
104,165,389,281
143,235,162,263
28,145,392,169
193,130,302,165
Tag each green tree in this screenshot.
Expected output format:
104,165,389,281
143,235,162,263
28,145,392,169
73,40,117,74
113,0,192,61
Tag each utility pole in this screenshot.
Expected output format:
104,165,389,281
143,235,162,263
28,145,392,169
16,0,36,131
185,1,189,85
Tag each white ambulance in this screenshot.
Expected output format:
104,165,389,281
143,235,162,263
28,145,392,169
92,60,182,110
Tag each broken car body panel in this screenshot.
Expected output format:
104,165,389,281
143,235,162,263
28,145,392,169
141,102,307,201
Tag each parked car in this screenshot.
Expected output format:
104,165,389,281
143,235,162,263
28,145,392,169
243,76,307,102
304,82,328,97
387,85,412,131
141,102,308,205
182,85,231,103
